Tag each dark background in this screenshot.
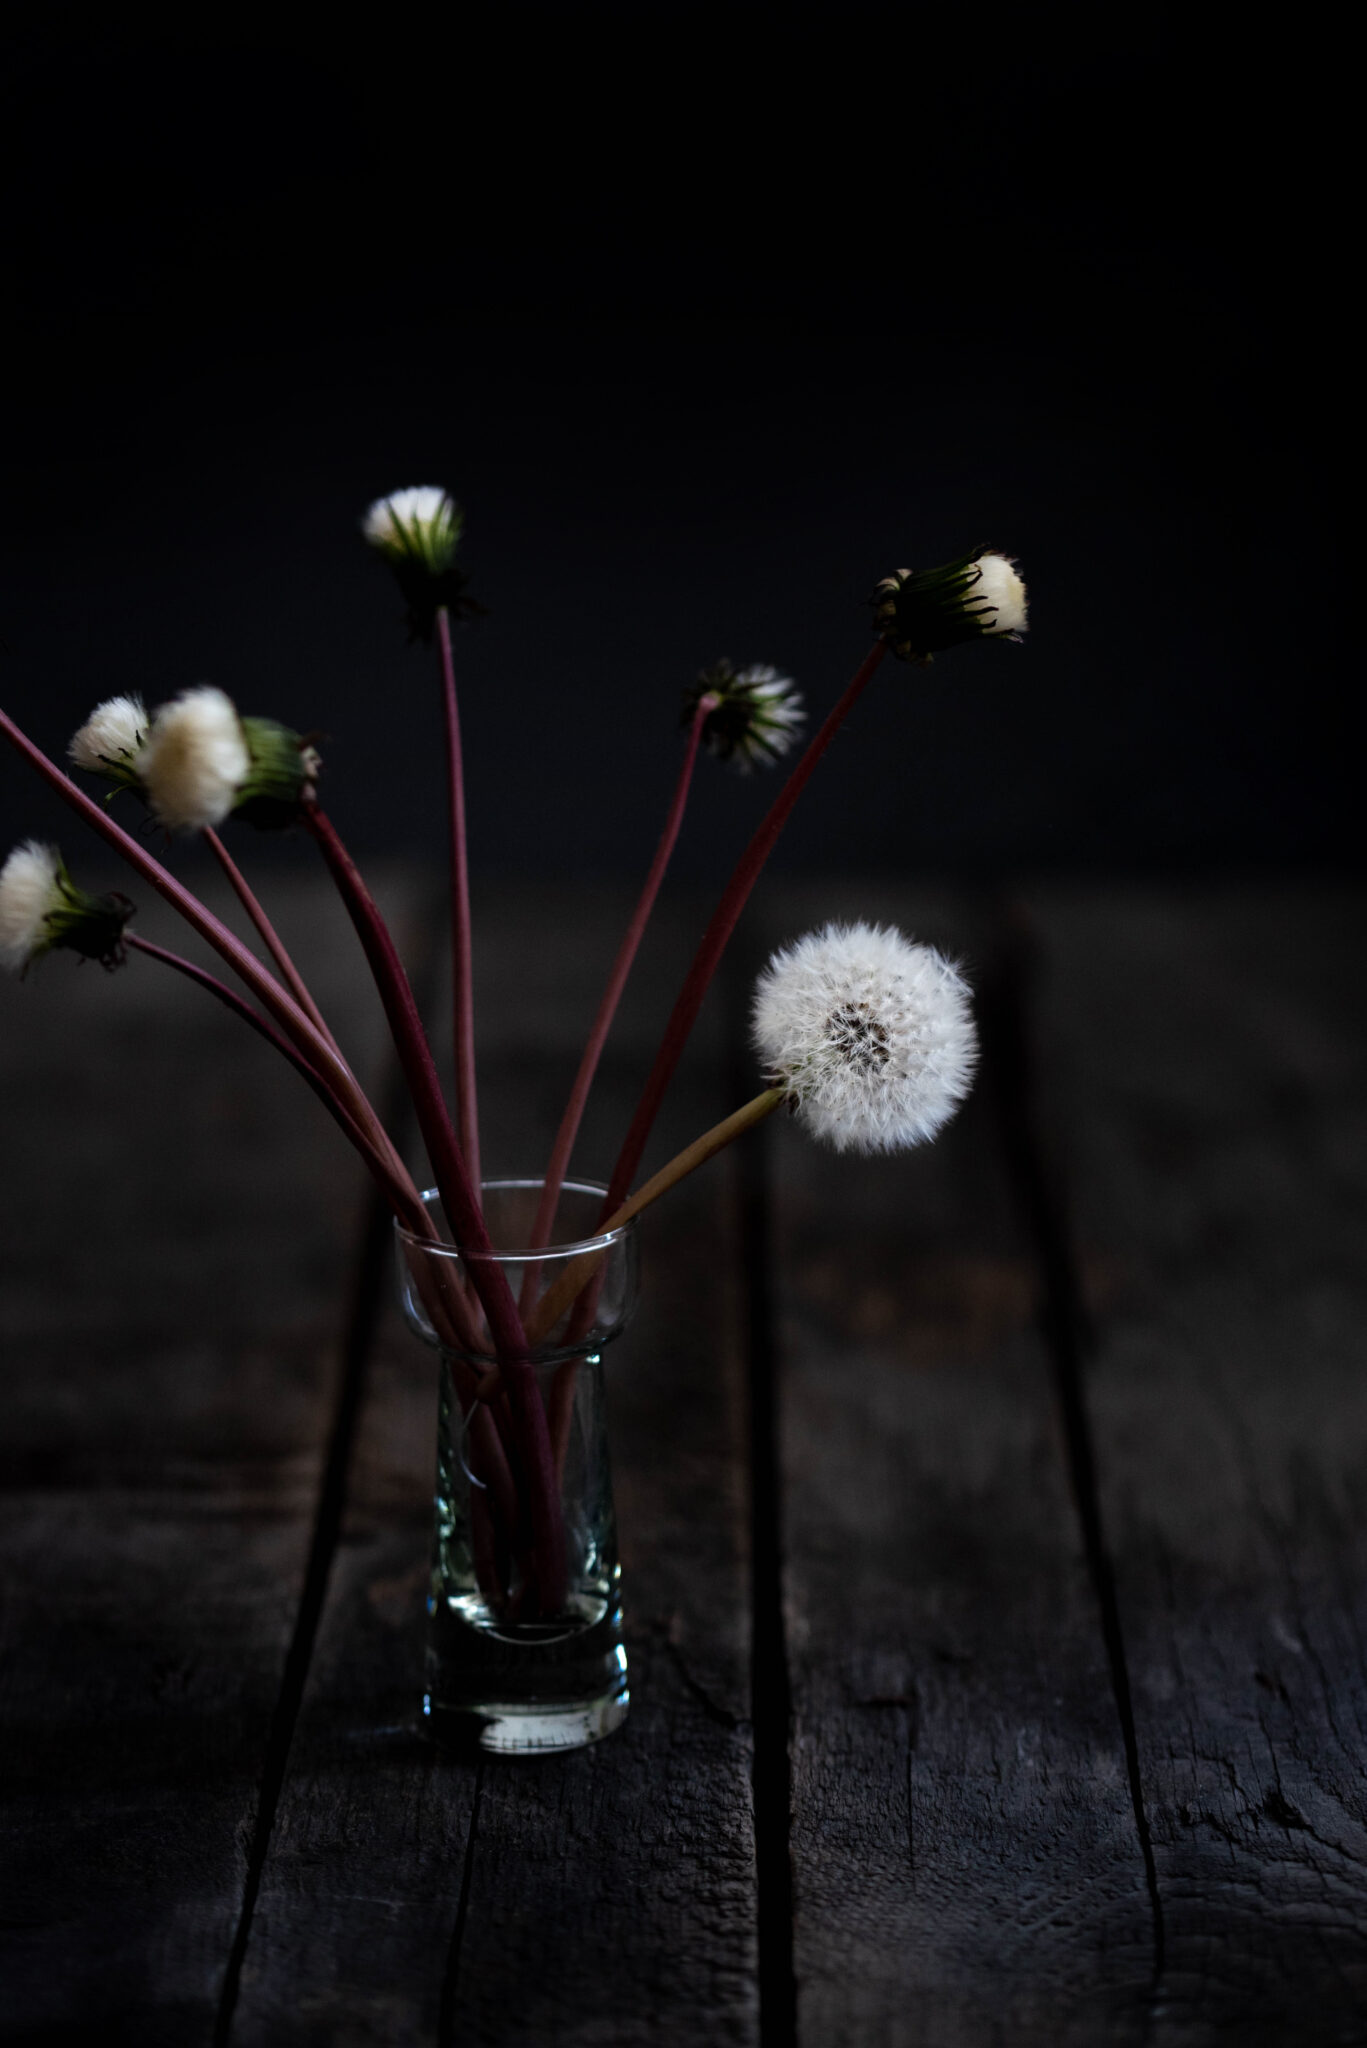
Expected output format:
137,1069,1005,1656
1,9,1345,884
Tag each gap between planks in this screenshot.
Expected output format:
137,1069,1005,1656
213,881,441,2043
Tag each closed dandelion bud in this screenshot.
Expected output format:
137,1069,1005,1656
683,660,806,771
752,921,976,1153
68,694,149,793
361,485,475,642
0,841,133,975
233,719,321,831
870,548,1028,661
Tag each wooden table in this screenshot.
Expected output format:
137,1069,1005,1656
3,872,1365,2046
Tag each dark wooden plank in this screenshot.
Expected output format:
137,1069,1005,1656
232,885,758,2046
759,882,1153,2047
0,861,416,2043
1031,887,1367,2047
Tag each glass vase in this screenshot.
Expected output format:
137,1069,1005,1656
395,1179,638,1755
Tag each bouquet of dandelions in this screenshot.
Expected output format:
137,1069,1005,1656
1,494,1025,1633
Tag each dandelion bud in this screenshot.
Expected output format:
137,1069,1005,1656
138,688,316,833
68,694,149,791
870,548,1028,661
0,841,132,974
683,660,806,771
752,921,976,1153
233,719,321,830
361,485,474,642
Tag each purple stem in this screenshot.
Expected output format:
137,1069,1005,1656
124,929,419,1209
203,826,346,1059
129,932,492,1380
523,691,717,1277
303,800,567,1612
0,708,489,1365
435,606,481,1197
599,639,887,1218
0,710,389,1158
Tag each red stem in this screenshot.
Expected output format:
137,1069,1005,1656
303,800,567,1612
435,606,481,1196
0,708,488,1362
0,710,390,1159
523,692,716,1276
203,826,347,1059
599,640,887,1217
125,930,392,1180
131,938,492,1375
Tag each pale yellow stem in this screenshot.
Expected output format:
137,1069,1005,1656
524,1088,786,1347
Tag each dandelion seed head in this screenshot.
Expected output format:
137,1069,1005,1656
68,695,149,778
361,486,462,572
753,921,976,1152
0,841,64,971
140,686,250,832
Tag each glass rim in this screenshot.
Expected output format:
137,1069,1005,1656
394,1178,634,1264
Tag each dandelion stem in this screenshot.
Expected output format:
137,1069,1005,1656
435,605,482,1199
126,929,490,1367
202,827,346,1061
303,799,567,1613
125,931,413,1209
527,1087,786,1347
599,640,887,1218
523,691,718,1287
0,709,393,1167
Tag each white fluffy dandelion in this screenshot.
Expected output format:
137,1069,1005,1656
0,841,64,971
0,841,131,972
972,552,1028,638
752,921,976,1152
139,686,251,832
361,486,462,573
68,694,149,783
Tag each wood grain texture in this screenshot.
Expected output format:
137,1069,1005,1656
231,886,758,2047
0,864,415,2044
1027,887,1367,2047
759,883,1153,2048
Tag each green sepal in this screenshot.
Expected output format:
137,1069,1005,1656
38,864,133,971
681,658,803,769
869,547,1008,660
232,718,318,831
387,557,485,645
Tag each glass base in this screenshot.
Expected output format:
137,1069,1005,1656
423,1685,630,1755
423,1589,629,1755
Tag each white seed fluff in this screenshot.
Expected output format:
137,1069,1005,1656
752,922,977,1152
68,694,148,774
974,552,1028,636
140,686,250,831
361,485,453,552
0,841,64,971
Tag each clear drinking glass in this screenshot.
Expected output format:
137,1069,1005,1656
395,1179,638,1755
